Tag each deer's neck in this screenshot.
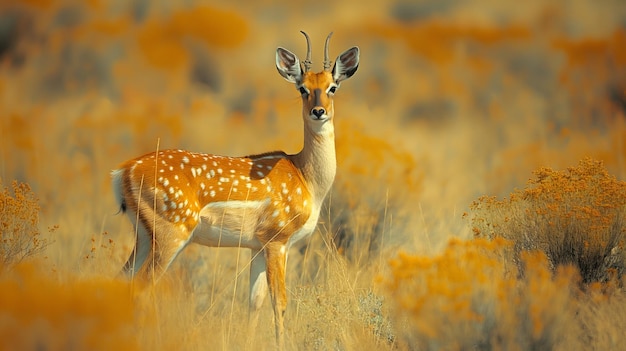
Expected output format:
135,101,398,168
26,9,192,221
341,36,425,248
291,121,337,208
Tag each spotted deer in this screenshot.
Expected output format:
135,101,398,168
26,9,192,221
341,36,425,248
111,32,359,349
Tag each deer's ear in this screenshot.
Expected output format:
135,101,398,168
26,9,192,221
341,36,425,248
276,47,303,83
332,47,359,83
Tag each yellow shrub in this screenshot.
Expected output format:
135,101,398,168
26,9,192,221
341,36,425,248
383,238,578,350
0,179,48,266
468,158,626,283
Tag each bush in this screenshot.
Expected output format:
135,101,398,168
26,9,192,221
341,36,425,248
383,238,579,350
0,179,49,266
467,158,626,284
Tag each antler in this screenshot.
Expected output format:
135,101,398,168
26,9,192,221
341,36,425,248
300,31,312,72
323,32,333,71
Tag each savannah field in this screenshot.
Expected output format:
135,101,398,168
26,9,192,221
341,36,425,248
1,0,626,350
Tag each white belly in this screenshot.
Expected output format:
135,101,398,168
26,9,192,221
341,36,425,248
287,206,321,248
190,200,321,251
190,200,266,250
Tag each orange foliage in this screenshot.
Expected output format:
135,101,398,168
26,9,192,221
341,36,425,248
384,238,577,349
0,264,138,351
366,19,530,63
551,29,626,124
1,113,34,151
553,28,626,67
387,238,511,324
137,6,248,69
84,16,132,37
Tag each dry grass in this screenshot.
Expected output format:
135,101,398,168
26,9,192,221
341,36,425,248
1,0,626,350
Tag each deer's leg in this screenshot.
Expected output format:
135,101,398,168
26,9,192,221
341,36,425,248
133,211,193,285
265,241,288,350
122,213,152,276
247,248,268,347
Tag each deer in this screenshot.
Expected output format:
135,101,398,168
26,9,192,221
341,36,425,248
111,31,359,349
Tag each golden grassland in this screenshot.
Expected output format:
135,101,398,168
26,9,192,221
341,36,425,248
1,0,626,349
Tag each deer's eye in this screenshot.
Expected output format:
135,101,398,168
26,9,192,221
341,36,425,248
328,86,337,95
299,86,309,96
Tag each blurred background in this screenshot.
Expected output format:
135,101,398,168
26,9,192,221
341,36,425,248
0,0,625,268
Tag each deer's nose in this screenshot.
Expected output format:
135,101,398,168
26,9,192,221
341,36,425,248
311,107,325,118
